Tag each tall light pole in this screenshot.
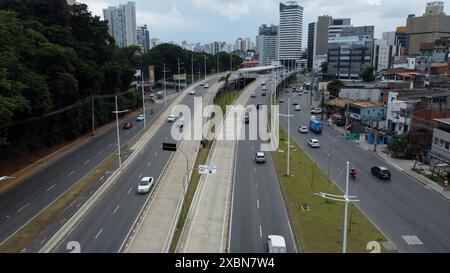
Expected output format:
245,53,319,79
204,55,207,80
140,69,147,127
217,53,219,74
191,54,194,84
279,99,294,176
91,93,95,136
163,64,170,107
112,96,130,169
313,161,359,253
177,58,181,93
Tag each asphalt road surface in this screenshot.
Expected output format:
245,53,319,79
230,79,297,253
278,87,450,253
0,91,184,245
54,79,218,253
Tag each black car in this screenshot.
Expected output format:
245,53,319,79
371,166,391,180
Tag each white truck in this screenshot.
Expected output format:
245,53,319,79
268,235,287,253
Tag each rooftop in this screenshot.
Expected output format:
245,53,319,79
327,98,384,108
435,118,450,126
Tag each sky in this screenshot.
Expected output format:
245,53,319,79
78,0,448,47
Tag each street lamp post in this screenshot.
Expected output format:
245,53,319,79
279,99,294,176
163,64,170,107
140,69,147,127
204,55,207,80
191,54,194,85
177,58,181,93
313,161,359,253
112,96,130,169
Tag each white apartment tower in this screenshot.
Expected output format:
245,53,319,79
278,1,303,66
103,1,137,47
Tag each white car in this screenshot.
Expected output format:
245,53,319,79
298,126,309,134
204,83,209,89
136,114,145,121
251,92,256,98
201,82,206,86
308,139,320,148
310,115,317,121
167,114,176,122
255,152,266,163
311,108,323,114
294,105,301,111
176,118,184,128
268,235,287,253
137,177,154,194
189,89,196,95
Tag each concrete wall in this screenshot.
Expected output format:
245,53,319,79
339,88,384,103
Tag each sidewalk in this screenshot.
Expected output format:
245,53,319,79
176,78,263,253
124,80,224,253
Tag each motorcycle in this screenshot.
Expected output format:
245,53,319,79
350,170,357,180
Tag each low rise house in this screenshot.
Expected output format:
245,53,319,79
430,118,450,166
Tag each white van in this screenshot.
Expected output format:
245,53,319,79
268,235,287,253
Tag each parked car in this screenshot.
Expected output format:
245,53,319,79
279,98,285,103
123,122,133,130
137,177,154,194
255,152,266,163
298,126,309,134
371,166,391,180
167,115,176,123
136,115,145,121
308,139,320,148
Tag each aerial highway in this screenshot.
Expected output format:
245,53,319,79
53,78,219,253
230,77,297,253
278,87,450,253
0,91,181,246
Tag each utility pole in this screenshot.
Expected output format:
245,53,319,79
141,70,147,127
91,94,95,136
204,55,207,79
191,54,194,84
177,58,181,93
345,103,350,136
163,64,168,107
230,54,233,72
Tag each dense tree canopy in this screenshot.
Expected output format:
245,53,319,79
0,0,244,159
327,80,345,97
360,66,376,82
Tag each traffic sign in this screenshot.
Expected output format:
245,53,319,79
199,165,217,174
346,133,360,141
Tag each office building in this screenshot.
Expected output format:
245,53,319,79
278,1,303,67
103,1,137,47
373,32,400,72
406,1,450,55
327,26,375,79
257,24,279,66
137,25,150,53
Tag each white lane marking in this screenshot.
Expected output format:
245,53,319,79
46,184,56,192
95,228,103,239
254,167,257,174
259,225,263,238
68,171,75,176
257,200,260,209
17,203,30,213
97,150,103,155
138,173,143,179
256,181,258,189
252,146,255,151
84,160,90,165
128,187,132,195
154,152,158,157
147,161,151,167
113,205,120,215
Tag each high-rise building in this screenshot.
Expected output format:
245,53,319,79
327,26,375,79
373,33,400,72
406,1,450,55
137,25,150,53
103,1,137,47
150,38,161,49
278,1,303,67
257,24,279,66
307,16,351,71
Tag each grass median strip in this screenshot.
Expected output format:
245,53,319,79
272,129,396,253
0,146,127,253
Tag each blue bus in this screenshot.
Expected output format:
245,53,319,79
309,120,323,134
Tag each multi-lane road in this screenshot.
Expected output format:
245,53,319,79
278,85,450,253
54,78,219,252
230,78,298,253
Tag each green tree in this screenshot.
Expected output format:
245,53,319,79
360,66,375,82
327,80,345,97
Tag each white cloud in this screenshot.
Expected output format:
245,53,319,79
192,0,276,20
